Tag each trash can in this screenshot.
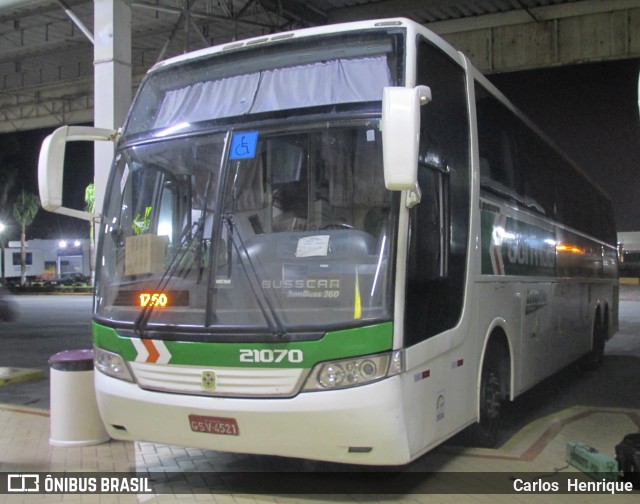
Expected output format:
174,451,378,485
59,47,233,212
49,349,110,447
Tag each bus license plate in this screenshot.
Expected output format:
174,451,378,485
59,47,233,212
189,414,239,436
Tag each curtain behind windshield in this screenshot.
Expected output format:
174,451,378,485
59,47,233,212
152,57,392,129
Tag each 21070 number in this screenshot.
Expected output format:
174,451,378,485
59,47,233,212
239,349,303,364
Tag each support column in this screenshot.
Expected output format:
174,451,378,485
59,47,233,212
93,0,131,214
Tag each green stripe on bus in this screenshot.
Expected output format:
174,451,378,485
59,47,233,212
92,321,393,368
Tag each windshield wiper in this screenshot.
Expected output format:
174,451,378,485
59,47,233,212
134,170,217,336
221,213,286,337
132,218,204,335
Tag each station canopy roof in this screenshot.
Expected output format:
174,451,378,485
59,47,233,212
0,0,579,99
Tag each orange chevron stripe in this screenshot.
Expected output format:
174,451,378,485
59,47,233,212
142,339,160,363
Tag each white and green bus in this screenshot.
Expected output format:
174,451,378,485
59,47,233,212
39,18,618,465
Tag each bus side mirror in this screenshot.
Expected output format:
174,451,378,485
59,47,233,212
38,125,118,221
382,85,431,207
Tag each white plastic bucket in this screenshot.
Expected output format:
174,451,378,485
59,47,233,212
49,349,110,447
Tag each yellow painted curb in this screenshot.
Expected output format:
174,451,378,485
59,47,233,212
0,367,44,386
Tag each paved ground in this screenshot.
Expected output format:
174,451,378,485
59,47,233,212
0,286,639,502
1,400,638,502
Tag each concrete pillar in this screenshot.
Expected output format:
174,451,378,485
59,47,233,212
93,0,131,215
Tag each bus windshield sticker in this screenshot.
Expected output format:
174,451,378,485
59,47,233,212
366,129,375,142
229,131,259,160
295,235,330,258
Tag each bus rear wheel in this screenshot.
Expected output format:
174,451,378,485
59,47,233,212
581,313,606,371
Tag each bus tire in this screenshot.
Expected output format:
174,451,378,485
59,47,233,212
581,311,606,371
472,348,506,448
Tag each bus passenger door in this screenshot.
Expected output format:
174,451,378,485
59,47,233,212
400,36,472,455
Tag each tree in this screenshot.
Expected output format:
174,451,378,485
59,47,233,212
84,183,95,215
13,191,39,286
85,183,95,286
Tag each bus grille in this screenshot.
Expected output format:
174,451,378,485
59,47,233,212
129,362,308,398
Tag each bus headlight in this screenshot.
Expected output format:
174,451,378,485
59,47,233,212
94,346,134,383
303,351,403,391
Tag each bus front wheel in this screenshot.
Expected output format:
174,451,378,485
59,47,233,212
478,358,502,446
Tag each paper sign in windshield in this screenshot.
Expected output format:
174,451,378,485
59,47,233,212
295,235,330,258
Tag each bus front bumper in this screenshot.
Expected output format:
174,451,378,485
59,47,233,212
94,371,411,465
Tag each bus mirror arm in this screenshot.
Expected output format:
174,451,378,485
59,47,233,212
38,125,118,222
382,85,431,207
406,181,422,208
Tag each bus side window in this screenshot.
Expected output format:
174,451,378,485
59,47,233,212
410,165,449,282
476,85,525,205
406,166,451,344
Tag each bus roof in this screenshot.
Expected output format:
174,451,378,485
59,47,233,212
148,17,452,75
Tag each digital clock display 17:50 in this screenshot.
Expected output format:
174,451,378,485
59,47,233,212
138,292,169,308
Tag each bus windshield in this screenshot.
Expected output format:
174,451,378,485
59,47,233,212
95,121,396,339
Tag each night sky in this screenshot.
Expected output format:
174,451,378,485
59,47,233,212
0,58,638,243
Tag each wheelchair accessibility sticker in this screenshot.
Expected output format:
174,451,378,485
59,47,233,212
230,131,259,159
